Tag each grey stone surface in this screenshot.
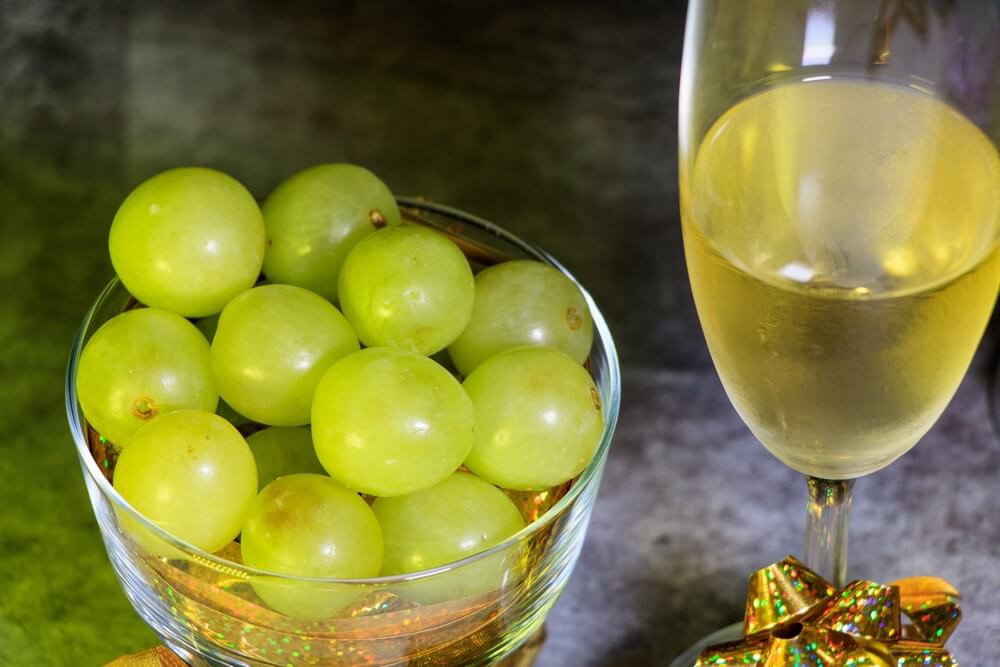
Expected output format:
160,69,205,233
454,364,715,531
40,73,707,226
0,1,998,665
537,356,1000,665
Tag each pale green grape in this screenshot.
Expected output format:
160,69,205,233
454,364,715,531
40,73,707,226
262,164,401,302
246,426,326,490
375,472,524,574
373,472,525,604
199,317,258,429
463,346,603,490
241,474,383,618
109,167,265,317
113,410,257,553
312,347,474,496
338,225,474,355
76,308,218,447
448,260,594,376
211,284,359,426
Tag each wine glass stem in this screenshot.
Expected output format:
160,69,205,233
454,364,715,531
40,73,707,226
803,476,855,588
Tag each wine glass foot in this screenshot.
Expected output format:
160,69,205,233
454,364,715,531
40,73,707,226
668,622,743,667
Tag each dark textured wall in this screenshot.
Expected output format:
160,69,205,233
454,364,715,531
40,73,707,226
1,0,700,373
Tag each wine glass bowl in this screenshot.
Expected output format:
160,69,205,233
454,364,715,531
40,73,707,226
673,0,999,663
65,199,621,667
683,75,1000,480
681,17,1000,484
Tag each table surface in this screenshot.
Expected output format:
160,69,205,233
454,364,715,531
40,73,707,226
1,1,998,665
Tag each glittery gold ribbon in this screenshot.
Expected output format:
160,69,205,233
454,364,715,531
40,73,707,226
105,626,547,666
696,555,961,666
104,646,187,667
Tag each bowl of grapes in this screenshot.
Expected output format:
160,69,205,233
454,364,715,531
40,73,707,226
65,165,621,666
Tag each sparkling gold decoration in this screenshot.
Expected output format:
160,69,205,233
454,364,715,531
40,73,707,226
105,646,187,666
106,628,546,667
812,580,900,642
696,555,961,666
893,575,962,645
743,555,835,634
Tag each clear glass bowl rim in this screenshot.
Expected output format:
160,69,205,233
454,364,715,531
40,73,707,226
65,196,622,585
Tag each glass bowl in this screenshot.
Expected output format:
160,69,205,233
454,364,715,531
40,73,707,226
65,198,622,667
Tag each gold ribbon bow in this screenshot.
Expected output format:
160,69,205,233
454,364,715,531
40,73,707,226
696,555,961,666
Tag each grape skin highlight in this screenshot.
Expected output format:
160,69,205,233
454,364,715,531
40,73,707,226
77,308,218,447
241,474,383,618
211,284,359,426
448,260,594,375
463,346,604,490
312,347,475,496
262,163,401,302
113,410,257,553
109,167,265,317
373,471,525,604
338,225,475,355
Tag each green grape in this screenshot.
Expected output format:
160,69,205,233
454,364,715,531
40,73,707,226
448,260,594,376
76,308,218,447
312,347,474,496
338,225,474,355
241,474,383,619
109,167,265,317
262,164,401,302
211,284,359,426
246,426,326,490
113,410,257,553
463,346,603,490
373,472,525,604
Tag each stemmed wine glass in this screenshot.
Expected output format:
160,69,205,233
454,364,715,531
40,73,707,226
674,0,999,661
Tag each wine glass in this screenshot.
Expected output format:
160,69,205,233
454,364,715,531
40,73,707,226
673,0,999,661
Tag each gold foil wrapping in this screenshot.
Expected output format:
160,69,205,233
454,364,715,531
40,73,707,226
696,555,961,666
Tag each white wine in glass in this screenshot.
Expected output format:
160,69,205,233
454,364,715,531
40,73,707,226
684,77,1000,480
673,0,1000,662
